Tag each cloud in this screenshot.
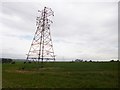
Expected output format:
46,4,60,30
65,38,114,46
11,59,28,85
0,1,118,61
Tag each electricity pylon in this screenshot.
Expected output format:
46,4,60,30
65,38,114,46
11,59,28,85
26,7,55,63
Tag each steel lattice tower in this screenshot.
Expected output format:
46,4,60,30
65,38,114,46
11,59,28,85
26,7,55,63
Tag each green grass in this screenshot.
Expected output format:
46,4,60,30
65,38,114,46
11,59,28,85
0,63,2,89
2,61,119,88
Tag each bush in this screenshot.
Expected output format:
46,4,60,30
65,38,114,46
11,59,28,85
11,61,15,64
28,61,31,63
24,61,26,64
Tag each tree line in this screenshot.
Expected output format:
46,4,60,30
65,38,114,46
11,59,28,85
1,58,15,64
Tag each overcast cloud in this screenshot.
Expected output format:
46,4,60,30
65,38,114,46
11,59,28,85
0,0,118,61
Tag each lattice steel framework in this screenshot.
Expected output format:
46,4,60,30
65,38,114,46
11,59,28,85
26,7,55,63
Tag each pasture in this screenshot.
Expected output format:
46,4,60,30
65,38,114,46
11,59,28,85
2,61,119,88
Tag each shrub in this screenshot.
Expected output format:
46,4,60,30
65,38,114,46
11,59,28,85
11,61,15,64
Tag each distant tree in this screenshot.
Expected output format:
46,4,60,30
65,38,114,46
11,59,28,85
117,60,119,62
110,60,114,62
89,60,92,62
84,60,87,62
75,59,83,62
70,60,74,63
2,58,13,64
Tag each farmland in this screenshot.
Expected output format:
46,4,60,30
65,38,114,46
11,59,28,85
2,61,119,88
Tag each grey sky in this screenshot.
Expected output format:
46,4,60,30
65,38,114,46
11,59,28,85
0,0,118,61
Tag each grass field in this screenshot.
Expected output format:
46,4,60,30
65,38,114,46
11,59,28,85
2,61,119,88
0,63,2,89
